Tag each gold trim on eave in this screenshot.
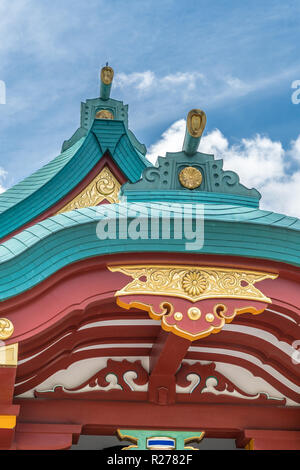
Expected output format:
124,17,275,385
108,265,278,303
56,166,120,214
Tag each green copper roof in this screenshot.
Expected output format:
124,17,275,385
61,66,146,155
62,97,147,156
0,202,299,300
0,119,151,240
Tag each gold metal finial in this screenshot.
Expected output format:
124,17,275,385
101,65,114,85
100,65,114,100
182,108,207,155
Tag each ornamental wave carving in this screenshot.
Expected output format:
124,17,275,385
121,148,261,199
109,265,277,303
34,359,149,399
56,166,120,214
175,362,286,405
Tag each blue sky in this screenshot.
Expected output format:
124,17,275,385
0,0,299,215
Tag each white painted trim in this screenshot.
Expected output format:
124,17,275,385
188,346,300,394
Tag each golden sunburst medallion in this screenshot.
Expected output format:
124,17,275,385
182,271,207,297
179,166,202,189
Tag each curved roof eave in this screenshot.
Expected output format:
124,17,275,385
0,203,299,301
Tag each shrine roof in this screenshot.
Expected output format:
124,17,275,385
0,202,299,300
0,68,299,303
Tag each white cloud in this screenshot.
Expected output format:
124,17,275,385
114,71,205,94
114,71,155,91
289,135,300,162
0,168,7,193
146,119,186,164
146,120,300,218
113,66,300,112
203,133,285,188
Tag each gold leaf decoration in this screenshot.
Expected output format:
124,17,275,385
108,265,278,303
95,109,114,120
56,166,121,214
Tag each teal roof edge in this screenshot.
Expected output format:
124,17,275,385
0,119,151,240
0,202,299,300
121,151,261,206
122,190,259,208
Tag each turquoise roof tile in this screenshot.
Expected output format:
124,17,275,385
0,120,151,240
0,202,299,301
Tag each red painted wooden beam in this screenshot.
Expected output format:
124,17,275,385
236,429,300,450
12,423,82,450
15,398,300,438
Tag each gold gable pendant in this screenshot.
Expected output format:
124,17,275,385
57,166,120,214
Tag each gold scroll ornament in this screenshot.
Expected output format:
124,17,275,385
56,166,121,214
0,318,14,340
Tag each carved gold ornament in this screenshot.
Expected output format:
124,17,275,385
174,312,183,321
109,265,277,303
110,265,278,341
187,307,201,320
205,313,215,323
56,166,120,214
95,109,114,120
0,343,18,366
0,318,14,340
187,109,206,138
101,65,114,85
179,167,203,189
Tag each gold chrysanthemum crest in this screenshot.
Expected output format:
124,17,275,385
179,166,202,189
182,271,207,296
